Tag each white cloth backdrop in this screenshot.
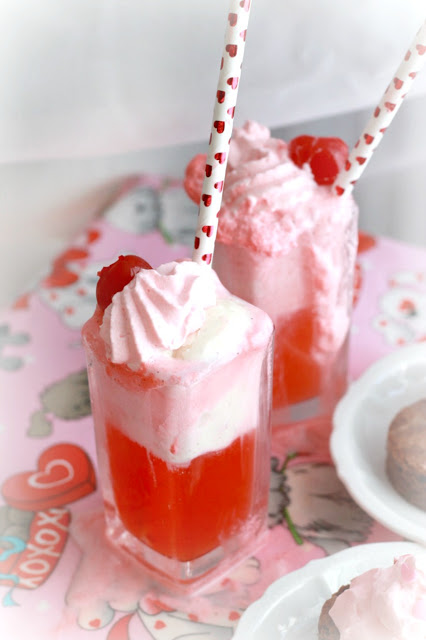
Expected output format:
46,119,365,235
1,0,426,303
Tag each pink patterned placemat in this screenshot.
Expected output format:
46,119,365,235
1,176,424,639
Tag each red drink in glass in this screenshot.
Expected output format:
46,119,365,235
107,420,259,562
82,260,273,585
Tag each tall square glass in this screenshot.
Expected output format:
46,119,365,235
82,304,273,587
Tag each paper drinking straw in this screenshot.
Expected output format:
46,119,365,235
192,0,252,266
334,19,426,196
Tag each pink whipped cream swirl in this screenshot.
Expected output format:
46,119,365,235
100,261,216,369
184,120,358,256
330,555,426,639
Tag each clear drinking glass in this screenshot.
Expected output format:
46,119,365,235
184,123,358,430
82,304,273,587
213,209,357,429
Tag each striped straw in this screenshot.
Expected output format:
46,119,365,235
192,0,252,266
334,19,426,197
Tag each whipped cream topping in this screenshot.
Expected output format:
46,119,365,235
90,259,273,464
204,120,358,360
330,555,426,640
216,120,357,256
100,261,216,369
174,297,253,362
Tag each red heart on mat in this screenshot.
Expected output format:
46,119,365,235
87,228,100,244
1,444,96,511
201,194,212,207
227,77,239,89
42,265,78,288
59,248,88,262
42,247,89,288
416,44,426,55
12,293,30,310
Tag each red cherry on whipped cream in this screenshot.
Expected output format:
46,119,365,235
96,255,152,311
287,135,315,168
289,135,348,186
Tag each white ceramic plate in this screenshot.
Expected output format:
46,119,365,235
331,343,426,545
233,541,426,639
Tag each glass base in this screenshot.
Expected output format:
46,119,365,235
104,502,267,594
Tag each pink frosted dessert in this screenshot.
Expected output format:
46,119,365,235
185,121,358,427
82,256,274,584
318,555,426,639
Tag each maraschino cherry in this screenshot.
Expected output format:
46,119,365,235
96,254,152,311
288,135,348,186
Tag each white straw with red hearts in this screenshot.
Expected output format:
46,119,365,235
334,19,426,197
192,0,252,266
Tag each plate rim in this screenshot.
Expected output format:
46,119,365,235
233,540,425,639
331,342,426,544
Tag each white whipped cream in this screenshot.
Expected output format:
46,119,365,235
93,259,273,463
100,261,216,369
330,555,426,640
174,297,252,362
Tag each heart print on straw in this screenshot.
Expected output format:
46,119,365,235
192,0,252,266
334,19,426,196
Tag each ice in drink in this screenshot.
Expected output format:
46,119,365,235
82,257,273,584
185,122,358,427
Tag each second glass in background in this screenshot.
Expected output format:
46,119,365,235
186,122,358,429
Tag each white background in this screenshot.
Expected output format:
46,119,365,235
1,0,426,305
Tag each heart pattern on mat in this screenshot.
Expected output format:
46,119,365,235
1,443,96,511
